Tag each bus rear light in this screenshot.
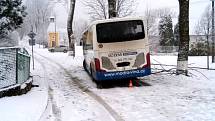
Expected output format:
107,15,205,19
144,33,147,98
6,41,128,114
133,53,145,67
143,53,151,68
101,56,116,70
95,58,106,72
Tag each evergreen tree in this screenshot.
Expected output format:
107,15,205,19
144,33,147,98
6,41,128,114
0,0,26,36
158,15,174,46
173,23,179,46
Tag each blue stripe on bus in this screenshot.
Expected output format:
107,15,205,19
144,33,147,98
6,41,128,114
94,68,151,81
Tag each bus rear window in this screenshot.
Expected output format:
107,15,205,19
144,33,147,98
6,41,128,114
96,20,145,43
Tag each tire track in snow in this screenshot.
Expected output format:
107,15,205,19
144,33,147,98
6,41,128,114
36,53,124,121
48,86,62,121
34,56,62,121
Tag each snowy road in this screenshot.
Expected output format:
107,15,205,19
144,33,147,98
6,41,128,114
2,42,213,121
34,51,117,121
33,46,215,121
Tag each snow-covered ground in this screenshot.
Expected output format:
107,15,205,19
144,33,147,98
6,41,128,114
0,41,215,121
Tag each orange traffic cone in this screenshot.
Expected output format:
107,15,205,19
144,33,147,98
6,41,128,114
129,80,133,88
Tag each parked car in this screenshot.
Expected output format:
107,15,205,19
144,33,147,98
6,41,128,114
48,45,68,53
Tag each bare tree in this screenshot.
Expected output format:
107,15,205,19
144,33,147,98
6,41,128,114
83,0,135,21
194,5,212,69
82,0,108,20
155,8,177,18
144,8,157,36
18,0,51,44
108,0,116,18
176,0,190,75
73,19,88,45
195,5,211,39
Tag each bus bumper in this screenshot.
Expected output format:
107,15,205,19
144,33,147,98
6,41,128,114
94,68,151,81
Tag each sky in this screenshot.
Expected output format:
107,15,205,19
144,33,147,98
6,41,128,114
48,0,210,34
136,0,210,34
137,0,210,18
75,0,210,34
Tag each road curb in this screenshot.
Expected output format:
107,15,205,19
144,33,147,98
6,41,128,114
0,77,33,98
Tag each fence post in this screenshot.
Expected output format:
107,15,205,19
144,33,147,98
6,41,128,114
28,56,31,79
16,48,18,84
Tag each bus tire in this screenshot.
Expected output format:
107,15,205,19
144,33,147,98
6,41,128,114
96,81,103,89
83,60,87,71
90,65,95,81
90,66,103,89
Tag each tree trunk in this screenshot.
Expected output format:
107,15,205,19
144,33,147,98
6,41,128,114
212,1,215,63
176,0,190,75
67,0,76,50
108,0,116,18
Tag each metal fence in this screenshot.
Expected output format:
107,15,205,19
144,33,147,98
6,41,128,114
0,47,30,89
17,51,30,84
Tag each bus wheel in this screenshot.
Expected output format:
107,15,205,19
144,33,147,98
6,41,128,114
90,66,96,82
90,67,103,89
96,81,103,89
83,60,87,71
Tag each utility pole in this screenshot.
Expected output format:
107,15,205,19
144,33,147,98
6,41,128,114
207,25,210,69
212,0,215,63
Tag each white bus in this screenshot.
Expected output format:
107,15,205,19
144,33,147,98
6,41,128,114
82,17,151,83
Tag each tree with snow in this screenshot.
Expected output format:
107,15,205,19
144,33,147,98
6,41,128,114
73,19,88,45
176,0,190,75
0,0,26,37
158,14,174,46
144,8,176,37
189,42,207,56
17,0,51,45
